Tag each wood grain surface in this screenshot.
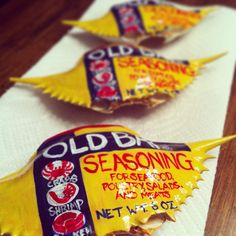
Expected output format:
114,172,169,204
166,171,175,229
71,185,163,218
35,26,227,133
0,1,235,236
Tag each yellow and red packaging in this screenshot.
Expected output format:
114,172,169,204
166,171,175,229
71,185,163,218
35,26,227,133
11,44,225,113
0,124,235,235
63,1,216,45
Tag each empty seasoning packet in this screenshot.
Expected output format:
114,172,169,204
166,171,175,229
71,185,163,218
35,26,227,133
63,0,216,45
0,124,235,235
11,44,225,113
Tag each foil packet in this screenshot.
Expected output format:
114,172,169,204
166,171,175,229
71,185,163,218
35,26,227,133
11,44,225,113
63,0,216,45
0,124,235,236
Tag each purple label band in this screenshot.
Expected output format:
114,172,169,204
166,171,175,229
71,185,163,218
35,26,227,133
111,4,145,36
84,49,122,103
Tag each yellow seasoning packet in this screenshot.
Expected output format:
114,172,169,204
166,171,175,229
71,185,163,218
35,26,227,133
0,124,235,236
63,0,216,45
11,44,225,113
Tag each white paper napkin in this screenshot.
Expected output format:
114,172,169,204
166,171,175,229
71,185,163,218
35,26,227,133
0,1,236,235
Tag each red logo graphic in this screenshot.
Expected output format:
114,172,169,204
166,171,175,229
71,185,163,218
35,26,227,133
42,160,74,181
122,15,135,24
90,60,110,72
97,86,117,98
119,7,133,15
92,72,113,86
124,24,139,33
47,183,79,206
52,211,86,234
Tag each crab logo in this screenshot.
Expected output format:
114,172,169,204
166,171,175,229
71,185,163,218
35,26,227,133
90,59,110,72
47,183,79,206
118,7,133,15
42,160,74,181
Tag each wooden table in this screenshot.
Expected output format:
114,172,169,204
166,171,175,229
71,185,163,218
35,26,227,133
0,1,235,235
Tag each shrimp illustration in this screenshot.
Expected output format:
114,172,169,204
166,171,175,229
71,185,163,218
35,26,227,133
47,183,79,206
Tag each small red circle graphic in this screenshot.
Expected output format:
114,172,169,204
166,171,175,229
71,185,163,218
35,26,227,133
52,211,86,234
